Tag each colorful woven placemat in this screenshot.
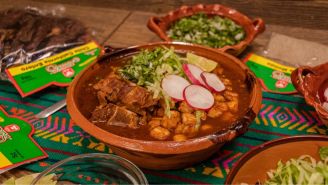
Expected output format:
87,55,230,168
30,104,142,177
0,80,326,184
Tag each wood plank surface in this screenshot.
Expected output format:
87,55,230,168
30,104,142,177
0,0,130,44
105,11,161,47
249,24,328,53
0,0,328,182
35,0,328,30
103,11,328,60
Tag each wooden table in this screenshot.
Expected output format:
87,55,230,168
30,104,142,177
0,0,327,182
1,0,327,49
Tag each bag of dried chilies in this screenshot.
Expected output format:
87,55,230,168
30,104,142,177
0,7,101,97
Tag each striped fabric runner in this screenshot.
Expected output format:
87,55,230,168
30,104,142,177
0,80,326,184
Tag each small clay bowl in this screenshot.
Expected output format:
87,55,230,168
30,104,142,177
225,135,328,184
291,62,328,126
147,4,265,56
66,42,262,170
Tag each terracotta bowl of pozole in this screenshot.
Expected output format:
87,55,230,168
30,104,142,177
67,42,262,170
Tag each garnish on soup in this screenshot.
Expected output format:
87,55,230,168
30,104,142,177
88,47,250,141
167,13,245,48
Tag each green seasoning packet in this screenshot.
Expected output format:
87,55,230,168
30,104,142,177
0,107,47,173
244,53,297,94
6,41,102,97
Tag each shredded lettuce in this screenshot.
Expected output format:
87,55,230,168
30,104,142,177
320,147,328,161
163,91,172,117
118,47,185,116
262,147,328,185
194,110,203,130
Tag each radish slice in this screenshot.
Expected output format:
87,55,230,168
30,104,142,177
182,64,206,86
324,88,328,101
323,102,328,111
318,85,328,103
201,72,226,92
162,74,190,101
183,85,214,110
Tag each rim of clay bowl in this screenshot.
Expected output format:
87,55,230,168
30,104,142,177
225,135,328,184
291,64,328,124
66,41,262,155
147,4,265,55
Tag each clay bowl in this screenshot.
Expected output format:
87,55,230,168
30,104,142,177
147,4,265,56
66,42,262,170
225,135,328,184
291,62,328,126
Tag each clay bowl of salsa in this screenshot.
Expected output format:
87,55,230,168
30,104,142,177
147,4,265,56
66,42,262,170
291,62,328,126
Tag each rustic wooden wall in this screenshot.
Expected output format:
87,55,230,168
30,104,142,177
34,0,328,30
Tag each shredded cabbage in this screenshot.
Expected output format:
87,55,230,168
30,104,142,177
240,147,328,185
118,47,185,117
194,110,203,130
263,147,328,185
320,146,328,161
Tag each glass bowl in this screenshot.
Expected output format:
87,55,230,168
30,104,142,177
30,153,148,185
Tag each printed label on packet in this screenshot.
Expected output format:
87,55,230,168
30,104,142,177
0,106,47,173
244,53,297,94
6,41,102,97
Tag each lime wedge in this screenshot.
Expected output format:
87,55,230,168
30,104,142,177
186,53,218,72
